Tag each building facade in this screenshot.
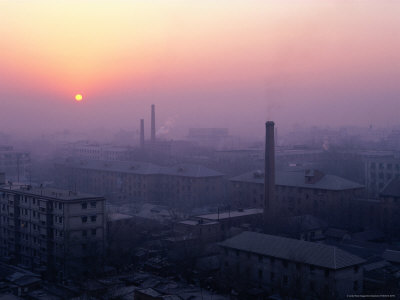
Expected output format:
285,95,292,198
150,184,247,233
0,182,106,279
230,170,364,228
364,154,400,198
55,159,224,209
219,231,365,299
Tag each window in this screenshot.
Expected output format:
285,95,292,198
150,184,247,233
283,260,288,268
324,284,329,295
258,269,263,279
270,272,275,281
353,281,358,291
82,216,88,223
90,201,96,208
59,203,62,210
91,229,96,236
91,215,97,222
325,269,330,277
310,265,315,273
283,275,288,286
354,265,359,273
82,203,87,209
82,230,87,237
310,281,315,292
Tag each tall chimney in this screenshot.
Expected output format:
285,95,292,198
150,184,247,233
264,121,275,220
151,104,156,143
140,119,145,149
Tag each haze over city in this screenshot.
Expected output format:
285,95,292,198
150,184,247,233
2,1,400,299
1,1,400,138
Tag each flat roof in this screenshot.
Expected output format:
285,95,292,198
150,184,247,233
196,208,263,221
178,220,219,226
0,185,102,201
108,213,134,221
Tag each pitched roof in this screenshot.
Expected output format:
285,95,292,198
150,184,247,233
57,159,223,178
219,231,365,270
160,163,223,177
383,249,400,264
196,208,263,221
380,178,400,198
230,170,364,191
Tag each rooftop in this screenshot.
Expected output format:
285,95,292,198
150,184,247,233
219,231,365,270
0,184,102,201
383,249,400,264
178,219,219,226
196,208,263,221
231,170,364,191
58,159,223,178
107,213,134,222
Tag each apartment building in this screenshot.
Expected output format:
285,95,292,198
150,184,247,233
219,231,365,299
55,159,224,209
379,178,400,238
58,142,132,161
364,154,400,198
0,179,106,278
230,169,364,227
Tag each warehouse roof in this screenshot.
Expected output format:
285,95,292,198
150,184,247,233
219,231,365,270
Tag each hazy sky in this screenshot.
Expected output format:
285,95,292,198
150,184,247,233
0,1,399,138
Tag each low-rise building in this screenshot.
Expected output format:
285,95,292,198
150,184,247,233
174,208,263,243
230,170,364,227
219,231,365,299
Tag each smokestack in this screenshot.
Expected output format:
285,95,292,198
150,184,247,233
264,121,275,220
140,119,145,149
151,104,156,143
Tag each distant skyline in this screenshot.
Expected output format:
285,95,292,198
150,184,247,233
1,1,400,138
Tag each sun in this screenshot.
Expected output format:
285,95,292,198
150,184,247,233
75,94,83,101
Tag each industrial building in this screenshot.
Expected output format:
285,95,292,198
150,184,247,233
219,231,365,299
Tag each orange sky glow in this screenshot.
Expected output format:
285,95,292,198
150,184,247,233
0,1,400,136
